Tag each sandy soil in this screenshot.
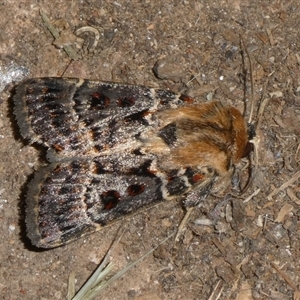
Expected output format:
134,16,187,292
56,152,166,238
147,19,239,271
0,1,299,299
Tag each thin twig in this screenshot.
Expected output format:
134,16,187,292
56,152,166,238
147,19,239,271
267,171,300,201
175,207,194,242
208,280,224,300
243,188,261,203
271,262,299,291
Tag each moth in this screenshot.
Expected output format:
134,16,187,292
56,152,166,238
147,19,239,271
14,77,248,248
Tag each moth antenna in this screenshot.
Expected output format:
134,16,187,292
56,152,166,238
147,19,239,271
239,36,258,195
239,37,270,195
255,79,270,130
240,36,255,124
60,59,74,78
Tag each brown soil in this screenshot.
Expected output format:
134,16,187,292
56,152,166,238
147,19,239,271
0,1,299,299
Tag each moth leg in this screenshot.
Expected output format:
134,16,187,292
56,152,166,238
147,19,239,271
183,166,216,207
175,167,216,241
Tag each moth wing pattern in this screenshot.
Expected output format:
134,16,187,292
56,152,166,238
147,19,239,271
14,78,205,248
25,158,163,248
14,77,248,248
14,77,189,161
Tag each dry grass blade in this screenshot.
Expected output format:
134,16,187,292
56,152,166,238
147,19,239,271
71,261,114,300
67,272,76,299
71,232,174,300
70,227,125,300
208,280,224,300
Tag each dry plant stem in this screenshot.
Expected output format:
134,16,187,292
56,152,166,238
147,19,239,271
262,214,268,232
295,143,300,162
186,70,202,86
71,227,125,300
72,262,114,300
208,280,224,300
97,233,174,289
266,28,275,46
175,207,194,241
40,10,80,61
212,238,226,255
243,188,261,203
267,170,300,201
271,262,299,291
72,232,174,300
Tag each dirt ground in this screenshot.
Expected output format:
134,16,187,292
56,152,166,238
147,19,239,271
1,0,300,299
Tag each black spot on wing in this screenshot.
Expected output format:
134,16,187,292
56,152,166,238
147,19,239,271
166,176,188,196
117,97,135,107
124,109,150,126
101,190,121,210
90,92,110,109
127,184,145,196
129,160,156,177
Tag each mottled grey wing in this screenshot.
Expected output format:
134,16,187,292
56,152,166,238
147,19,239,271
26,155,210,248
14,77,187,161
26,157,164,248
14,77,196,248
